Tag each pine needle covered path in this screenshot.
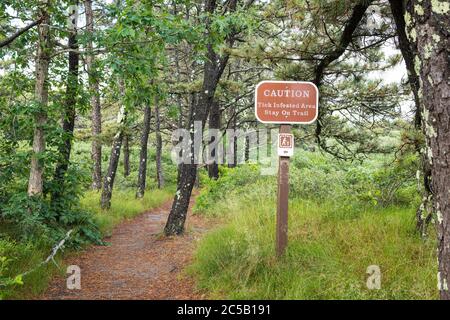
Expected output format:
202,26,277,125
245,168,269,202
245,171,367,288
41,195,211,300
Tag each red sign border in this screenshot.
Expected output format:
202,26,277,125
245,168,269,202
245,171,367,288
254,80,319,124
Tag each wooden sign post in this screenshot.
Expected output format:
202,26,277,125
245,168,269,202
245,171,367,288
255,81,318,257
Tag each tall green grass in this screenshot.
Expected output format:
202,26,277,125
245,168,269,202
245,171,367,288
190,180,438,300
81,188,174,235
0,238,62,299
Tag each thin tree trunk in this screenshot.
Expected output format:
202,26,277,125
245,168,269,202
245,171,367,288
194,167,200,188
123,134,130,177
28,0,51,196
165,162,197,235
389,0,421,128
85,0,102,190
208,100,220,179
100,80,127,209
52,3,79,202
136,105,151,198
407,0,450,299
165,0,217,236
155,102,164,189
228,112,237,168
245,135,250,162
177,93,196,186
172,0,185,185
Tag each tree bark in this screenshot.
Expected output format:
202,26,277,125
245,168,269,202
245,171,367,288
407,0,450,299
164,0,225,236
28,0,51,196
245,135,250,162
136,105,151,198
227,109,237,168
207,99,220,179
389,0,421,128
85,0,102,190
123,134,130,177
155,102,165,189
52,2,79,203
100,80,127,209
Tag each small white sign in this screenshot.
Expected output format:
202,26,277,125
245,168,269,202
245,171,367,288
278,133,294,157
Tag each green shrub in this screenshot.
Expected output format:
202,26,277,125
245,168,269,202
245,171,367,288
0,238,58,300
0,240,25,299
194,164,262,215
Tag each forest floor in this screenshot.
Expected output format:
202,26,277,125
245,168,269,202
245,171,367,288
40,194,213,300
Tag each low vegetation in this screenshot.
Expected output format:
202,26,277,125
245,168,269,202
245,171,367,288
190,152,438,299
0,141,175,299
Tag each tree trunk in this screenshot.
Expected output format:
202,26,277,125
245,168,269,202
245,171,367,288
164,0,236,235
52,3,79,203
228,112,237,168
100,80,127,209
155,102,165,189
136,105,151,198
85,0,102,190
245,135,250,162
389,0,432,236
165,163,197,235
407,0,450,299
194,166,200,188
177,93,196,186
28,0,51,196
389,0,421,128
208,100,220,179
123,134,130,177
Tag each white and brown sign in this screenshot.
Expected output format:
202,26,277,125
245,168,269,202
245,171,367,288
278,133,294,157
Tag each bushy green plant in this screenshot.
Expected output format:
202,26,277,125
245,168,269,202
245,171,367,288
1,192,103,247
194,164,262,215
290,151,419,209
0,161,103,247
0,239,32,299
0,251,24,299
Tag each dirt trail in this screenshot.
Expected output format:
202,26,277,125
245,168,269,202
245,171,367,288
41,195,211,300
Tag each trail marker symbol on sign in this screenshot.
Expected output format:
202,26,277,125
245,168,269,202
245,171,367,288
255,80,319,257
278,133,294,157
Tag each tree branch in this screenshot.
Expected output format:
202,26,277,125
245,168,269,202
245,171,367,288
0,17,43,48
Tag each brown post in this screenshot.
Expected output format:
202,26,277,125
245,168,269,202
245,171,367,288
276,124,291,257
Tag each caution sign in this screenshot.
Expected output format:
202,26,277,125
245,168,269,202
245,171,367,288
255,81,319,124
